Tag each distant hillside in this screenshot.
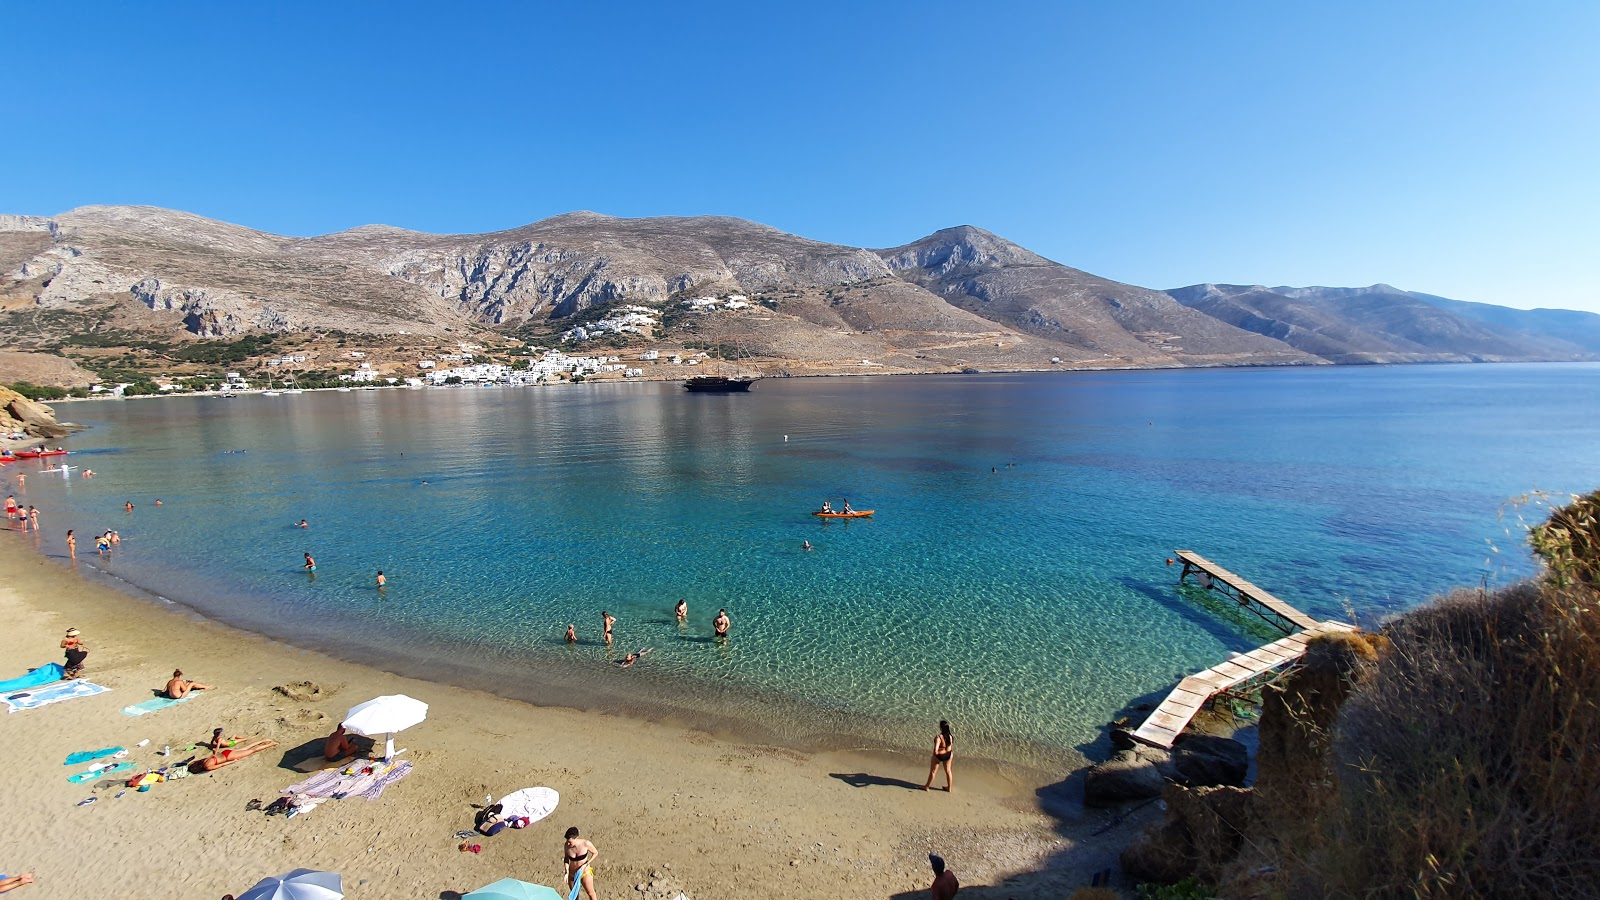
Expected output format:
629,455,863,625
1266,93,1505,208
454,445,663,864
0,205,1591,381
1167,283,1599,363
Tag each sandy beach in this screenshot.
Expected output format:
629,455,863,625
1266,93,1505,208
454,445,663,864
0,533,1148,899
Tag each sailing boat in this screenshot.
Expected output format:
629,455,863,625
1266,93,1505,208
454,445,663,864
684,344,759,392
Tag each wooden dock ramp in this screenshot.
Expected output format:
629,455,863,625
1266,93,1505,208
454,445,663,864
1131,551,1355,749
1173,550,1320,634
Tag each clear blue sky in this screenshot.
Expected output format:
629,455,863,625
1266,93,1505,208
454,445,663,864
3,1,1596,311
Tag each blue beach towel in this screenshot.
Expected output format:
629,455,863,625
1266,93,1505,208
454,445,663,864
0,663,64,694
4,679,110,713
121,691,206,717
65,747,124,766
67,761,134,783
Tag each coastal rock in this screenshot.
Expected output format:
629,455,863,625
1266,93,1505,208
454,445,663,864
1120,816,1195,884
1169,734,1249,788
1084,743,1170,807
0,387,76,439
1120,783,1255,885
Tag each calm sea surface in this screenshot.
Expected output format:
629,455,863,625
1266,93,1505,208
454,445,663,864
11,364,1600,767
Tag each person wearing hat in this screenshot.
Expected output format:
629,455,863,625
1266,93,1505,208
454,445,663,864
928,854,959,900
61,628,88,678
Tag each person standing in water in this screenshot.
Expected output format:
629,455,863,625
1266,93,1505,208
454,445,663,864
922,720,955,792
713,609,730,639
674,599,687,622
303,552,316,572
376,570,386,588
602,611,616,645
565,624,577,643
65,529,76,560
27,506,39,532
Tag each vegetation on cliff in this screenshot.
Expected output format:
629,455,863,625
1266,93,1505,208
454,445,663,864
1124,489,1600,898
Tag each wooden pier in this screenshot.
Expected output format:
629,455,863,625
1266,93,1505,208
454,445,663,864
1131,551,1355,749
1173,550,1320,634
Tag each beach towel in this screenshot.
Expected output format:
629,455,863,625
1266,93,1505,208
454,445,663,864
281,759,411,801
4,679,109,713
0,663,64,694
121,691,205,717
65,747,124,766
497,787,560,824
67,761,134,783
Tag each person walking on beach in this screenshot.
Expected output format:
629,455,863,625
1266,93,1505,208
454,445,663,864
928,854,960,900
303,552,316,572
602,611,616,645
65,529,75,560
61,628,88,677
713,609,730,639
562,826,599,900
674,599,687,622
922,720,955,792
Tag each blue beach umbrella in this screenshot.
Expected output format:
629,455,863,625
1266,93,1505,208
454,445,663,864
463,878,563,900
235,868,343,900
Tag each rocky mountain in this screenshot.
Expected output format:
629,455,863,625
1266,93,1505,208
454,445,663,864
1166,283,1599,364
1,205,1593,379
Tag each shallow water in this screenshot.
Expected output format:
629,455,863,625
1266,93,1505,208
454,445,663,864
12,364,1600,767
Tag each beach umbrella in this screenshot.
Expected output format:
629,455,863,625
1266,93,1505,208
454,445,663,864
342,694,428,760
462,879,563,900
235,868,343,900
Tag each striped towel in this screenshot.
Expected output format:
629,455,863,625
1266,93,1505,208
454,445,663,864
352,761,413,800
5,679,109,713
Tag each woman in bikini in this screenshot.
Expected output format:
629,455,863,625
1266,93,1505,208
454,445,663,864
563,826,599,900
922,719,954,792
189,738,277,773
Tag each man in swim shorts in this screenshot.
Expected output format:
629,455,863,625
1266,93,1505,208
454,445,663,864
602,611,615,645
713,609,730,638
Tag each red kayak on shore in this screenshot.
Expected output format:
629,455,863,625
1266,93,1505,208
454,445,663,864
812,510,874,518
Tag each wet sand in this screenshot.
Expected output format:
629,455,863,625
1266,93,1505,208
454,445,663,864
0,534,1150,899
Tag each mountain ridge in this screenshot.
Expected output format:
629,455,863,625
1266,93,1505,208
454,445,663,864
2,205,1595,380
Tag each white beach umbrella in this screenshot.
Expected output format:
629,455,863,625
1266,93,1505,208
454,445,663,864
236,868,343,900
342,694,428,760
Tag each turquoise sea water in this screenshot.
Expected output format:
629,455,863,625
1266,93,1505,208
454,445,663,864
9,364,1600,767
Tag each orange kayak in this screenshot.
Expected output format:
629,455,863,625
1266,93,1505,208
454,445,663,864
812,510,873,518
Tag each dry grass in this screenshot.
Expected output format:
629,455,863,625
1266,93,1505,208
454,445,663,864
1314,577,1600,898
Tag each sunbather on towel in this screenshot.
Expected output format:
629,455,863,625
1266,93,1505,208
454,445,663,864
164,669,212,699
0,873,34,893
189,739,277,773
324,724,358,760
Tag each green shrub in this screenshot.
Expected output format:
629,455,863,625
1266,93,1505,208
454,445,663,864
6,381,70,401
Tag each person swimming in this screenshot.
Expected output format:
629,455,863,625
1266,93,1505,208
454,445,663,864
616,648,652,668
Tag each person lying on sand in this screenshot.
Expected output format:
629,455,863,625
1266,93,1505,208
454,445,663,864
0,873,34,893
616,648,653,668
164,669,213,699
189,738,277,774
324,724,358,760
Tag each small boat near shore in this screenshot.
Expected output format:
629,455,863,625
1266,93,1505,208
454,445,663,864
14,449,68,459
812,509,874,518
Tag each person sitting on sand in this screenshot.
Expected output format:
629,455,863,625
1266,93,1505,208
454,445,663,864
616,648,652,668
474,804,531,837
189,738,277,774
164,669,212,699
324,724,357,760
0,873,34,893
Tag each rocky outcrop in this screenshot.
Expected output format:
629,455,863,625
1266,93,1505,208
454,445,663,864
1084,730,1249,807
0,387,77,439
1121,783,1255,885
